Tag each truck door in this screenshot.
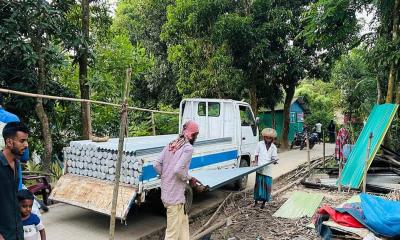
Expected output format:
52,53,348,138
239,105,258,156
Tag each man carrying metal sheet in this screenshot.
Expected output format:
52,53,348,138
153,120,202,240
252,128,279,209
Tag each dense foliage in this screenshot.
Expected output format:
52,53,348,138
1,0,400,171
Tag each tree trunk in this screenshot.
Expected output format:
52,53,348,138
377,76,382,104
282,85,295,149
386,0,400,103
250,82,258,116
79,0,92,139
34,40,53,172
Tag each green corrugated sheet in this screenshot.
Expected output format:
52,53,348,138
338,104,399,189
273,191,324,219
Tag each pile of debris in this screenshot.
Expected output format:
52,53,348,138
302,145,400,193
189,186,356,239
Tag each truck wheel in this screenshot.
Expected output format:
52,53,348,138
184,185,193,213
234,158,249,190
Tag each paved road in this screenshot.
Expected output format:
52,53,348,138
42,144,334,240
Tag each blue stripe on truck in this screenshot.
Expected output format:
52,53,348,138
141,150,238,181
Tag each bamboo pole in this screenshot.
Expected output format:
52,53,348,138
338,156,343,192
0,88,178,115
306,132,311,174
323,130,326,167
362,133,373,193
151,112,156,136
109,69,131,240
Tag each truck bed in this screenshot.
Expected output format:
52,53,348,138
51,135,237,220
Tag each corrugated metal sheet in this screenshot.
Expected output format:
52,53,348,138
191,162,274,191
273,191,324,219
339,104,399,189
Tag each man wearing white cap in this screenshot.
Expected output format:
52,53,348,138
252,128,278,209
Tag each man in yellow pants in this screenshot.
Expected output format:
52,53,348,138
153,120,201,240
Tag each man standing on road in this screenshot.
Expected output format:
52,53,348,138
153,120,201,240
0,122,29,240
315,121,322,143
327,120,336,143
0,95,45,215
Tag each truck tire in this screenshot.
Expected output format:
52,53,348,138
184,185,193,213
234,158,249,190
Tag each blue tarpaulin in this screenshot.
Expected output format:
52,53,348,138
360,194,400,238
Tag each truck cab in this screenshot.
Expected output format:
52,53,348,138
180,98,259,167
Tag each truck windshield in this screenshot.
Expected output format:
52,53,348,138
239,105,257,136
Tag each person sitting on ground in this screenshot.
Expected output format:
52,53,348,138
252,128,279,209
17,189,46,240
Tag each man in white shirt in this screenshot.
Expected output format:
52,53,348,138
315,121,323,142
252,128,278,209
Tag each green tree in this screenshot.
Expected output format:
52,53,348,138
296,79,339,129
301,0,400,103
0,0,75,171
61,0,112,139
331,48,376,121
112,0,181,108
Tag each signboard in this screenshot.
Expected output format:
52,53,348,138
297,112,304,122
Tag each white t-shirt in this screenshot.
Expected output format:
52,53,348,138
22,213,45,240
254,141,278,176
315,123,322,133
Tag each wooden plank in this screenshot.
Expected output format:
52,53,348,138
49,174,136,220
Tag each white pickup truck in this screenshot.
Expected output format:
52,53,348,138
50,98,260,220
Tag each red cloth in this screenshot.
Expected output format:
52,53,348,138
317,205,364,228
335,127,349,161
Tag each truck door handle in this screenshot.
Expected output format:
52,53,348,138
242,137,246,140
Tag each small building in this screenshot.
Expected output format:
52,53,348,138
258,97,310,143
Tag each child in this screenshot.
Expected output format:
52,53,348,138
17,189,46,240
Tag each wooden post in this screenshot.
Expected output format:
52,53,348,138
323,130,326,167
151,112,156,136
338,157,343,192
306,132,311,174
109,68,131,240
362,133,373,193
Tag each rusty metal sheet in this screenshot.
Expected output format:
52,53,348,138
49,174,136,220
